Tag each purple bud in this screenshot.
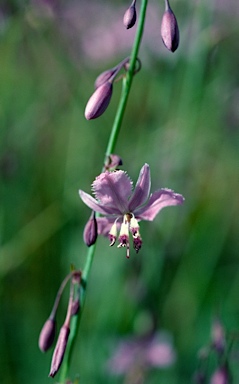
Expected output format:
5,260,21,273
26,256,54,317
39,318,56,352
161,0,179,52
71,270,82,285
71,299,80,316
83,211,98,246
49,324,70,378
123,1,137,30
94,68,118,89
105,154,123,170
85,81,113,120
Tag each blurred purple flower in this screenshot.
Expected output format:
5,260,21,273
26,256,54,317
210,366,230,384
107,332,176,376
79,164,184,257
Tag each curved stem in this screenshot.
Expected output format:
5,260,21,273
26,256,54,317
59,1,148,381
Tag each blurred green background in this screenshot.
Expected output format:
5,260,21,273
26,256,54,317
0,0,239,383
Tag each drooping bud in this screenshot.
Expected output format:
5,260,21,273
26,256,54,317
123,0,137,30
49,324,70,378
39,317,56,352
85,81,113,120
94,57,130,89
71,270,82,285
71,299,80,316
94,67,118,89
161,0,179,52
83,211,98,246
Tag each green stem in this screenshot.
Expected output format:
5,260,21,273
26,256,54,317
105,0,148,159
59,1,148,381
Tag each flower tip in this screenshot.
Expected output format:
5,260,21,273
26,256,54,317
123,4,137,29
175,193,185,205
49,325,70,378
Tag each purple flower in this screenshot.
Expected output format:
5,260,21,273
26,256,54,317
107,332,176,376
79,164,184,258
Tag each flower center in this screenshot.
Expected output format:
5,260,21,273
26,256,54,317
108,214,142,258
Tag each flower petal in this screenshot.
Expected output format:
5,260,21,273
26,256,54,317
134,188,184,221
128,164,151,212
96,217,121,236
79,190,117,215
92,171,132,213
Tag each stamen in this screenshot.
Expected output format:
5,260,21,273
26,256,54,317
133,236,142,253
118,215,130,258
109,235,116,247
130,215,142,253
108,220,118,247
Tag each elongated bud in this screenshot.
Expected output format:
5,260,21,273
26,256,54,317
39,318,56,352
123,0,137,29
85,81,113,120
161,0,179,52
83,211,98,246
49,324,70,378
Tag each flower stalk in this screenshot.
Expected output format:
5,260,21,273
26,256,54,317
58,0,148,381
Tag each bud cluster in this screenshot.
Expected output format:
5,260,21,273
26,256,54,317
38,270,82,378
85,57,141,120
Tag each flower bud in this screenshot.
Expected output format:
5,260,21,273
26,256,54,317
49,324,70,378
105,154,123,170
71,299,80,316
39,318,56,352
71,270,82,285
85,81,113,120
83,211,98,246
94,68,118,89
123,1,137,29
161,0,179,52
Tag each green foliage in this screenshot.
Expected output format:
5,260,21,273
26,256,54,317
0,1,239,383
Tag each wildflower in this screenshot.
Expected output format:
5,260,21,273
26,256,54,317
161,0,179,52
79,164,184,258
107,332,176,376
